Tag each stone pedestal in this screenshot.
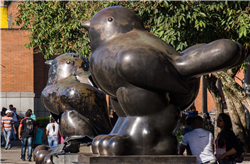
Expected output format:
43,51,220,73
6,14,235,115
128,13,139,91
78,154,196,164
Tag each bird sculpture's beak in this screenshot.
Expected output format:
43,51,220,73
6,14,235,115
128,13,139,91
45,60,53,68
81,20,91,31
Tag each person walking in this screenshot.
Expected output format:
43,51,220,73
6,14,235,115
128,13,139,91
1,107,7,116
1,111,5,145
18,111,37,162
33,123,44,148
27,109,36,121
180,116,216,164
12,107,19,140
8,104,17,140
216,113,240,164
1,110,16,150
46,117,59,147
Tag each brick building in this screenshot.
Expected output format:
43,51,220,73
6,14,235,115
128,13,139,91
0,1,246,117
1,1,50,117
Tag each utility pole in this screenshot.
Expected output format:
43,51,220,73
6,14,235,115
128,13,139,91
202,76,208,114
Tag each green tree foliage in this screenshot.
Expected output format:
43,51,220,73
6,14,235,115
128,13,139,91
15,0,250,148
15,1,250,59
15,1,121,59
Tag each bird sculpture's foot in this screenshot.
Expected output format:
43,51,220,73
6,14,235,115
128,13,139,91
92,105,180,155
92,134,132,155
92,117,126,154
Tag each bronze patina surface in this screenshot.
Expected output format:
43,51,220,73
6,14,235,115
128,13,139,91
40,53,112,163
34,136,86,164
82,6,246,155
41,53,112,139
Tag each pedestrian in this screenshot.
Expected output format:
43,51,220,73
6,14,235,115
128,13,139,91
182,117,195,135
1,107,7,116
1,111,5,146
27,109,36,121
182,116,195,155
46,117,59,147
1,110,17,150
109,109,118,127
204,118,214,135
180,116,217,164
8,104,17,140
188,106,198,117
216,113,240,164
33,123,44,149
18,111,38,162
203,113,208,126
12,107,19,140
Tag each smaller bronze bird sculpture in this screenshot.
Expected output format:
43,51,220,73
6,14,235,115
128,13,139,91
41,53,113,156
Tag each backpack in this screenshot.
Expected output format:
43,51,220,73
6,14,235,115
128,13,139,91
232,136,246,163
24,118,34,135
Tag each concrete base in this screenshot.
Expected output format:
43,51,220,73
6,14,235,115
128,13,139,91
79,154,197,164
53,153,196,164
53,153,79,164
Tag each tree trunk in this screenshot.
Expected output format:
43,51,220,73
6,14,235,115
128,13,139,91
213,71,250,112
222,85,249,150
215,67,249,151
205,74,223,139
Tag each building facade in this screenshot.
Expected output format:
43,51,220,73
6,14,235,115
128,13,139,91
1,2,50,117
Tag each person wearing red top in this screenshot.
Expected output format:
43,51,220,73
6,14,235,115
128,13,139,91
18,111,37,162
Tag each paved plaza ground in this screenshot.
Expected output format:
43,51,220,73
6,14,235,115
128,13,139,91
1,139,92,164
1,140,36,164
1,140,250,164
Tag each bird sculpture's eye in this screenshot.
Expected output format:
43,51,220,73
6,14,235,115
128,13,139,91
108,17,113,22
66,60,71,64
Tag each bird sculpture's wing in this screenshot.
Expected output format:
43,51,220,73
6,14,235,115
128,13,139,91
116,47,190,94
173,39,246,78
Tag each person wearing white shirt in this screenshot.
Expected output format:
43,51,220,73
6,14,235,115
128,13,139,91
46,117,59,147
180,116,217,164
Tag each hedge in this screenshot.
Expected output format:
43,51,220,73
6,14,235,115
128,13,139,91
36,116,50,128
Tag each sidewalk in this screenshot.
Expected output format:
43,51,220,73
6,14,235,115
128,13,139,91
1,140,36,164
1,139,91,164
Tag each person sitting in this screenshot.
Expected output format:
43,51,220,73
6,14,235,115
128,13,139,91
216,113,240,164
180,116,216,164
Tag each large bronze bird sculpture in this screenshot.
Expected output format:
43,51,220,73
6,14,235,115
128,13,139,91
81,6,246,156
